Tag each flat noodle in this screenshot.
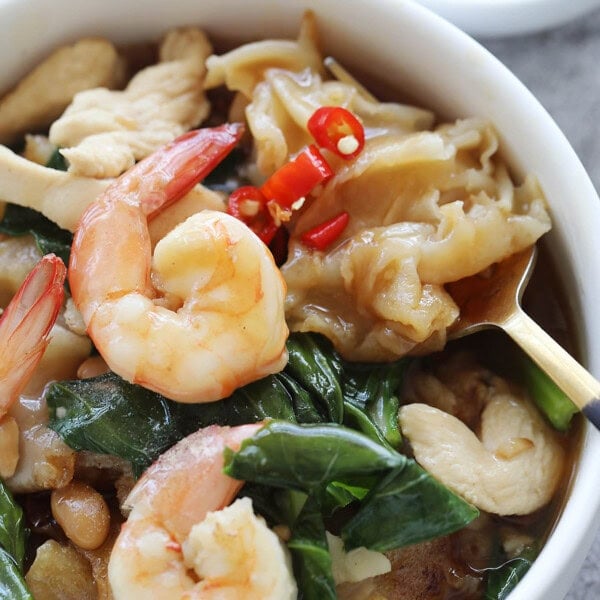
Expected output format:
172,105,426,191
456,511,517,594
247,68,434,175
204,11,325,99
205,23,551,362
205,12,433,176
281,119,550,361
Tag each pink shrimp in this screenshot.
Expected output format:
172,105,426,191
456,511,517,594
108,423,297,599
68,125,289,404
0,254,66,418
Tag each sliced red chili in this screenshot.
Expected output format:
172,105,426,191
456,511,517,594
227,185,265,220
228,144,336,247
260,144,333,209
227,186,278,244
307,106,365,159
300,211,350,251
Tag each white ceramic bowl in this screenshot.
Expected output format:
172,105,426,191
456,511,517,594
417,0,600,38
1,0,599,598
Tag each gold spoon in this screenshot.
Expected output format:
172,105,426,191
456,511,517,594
446,245,600,431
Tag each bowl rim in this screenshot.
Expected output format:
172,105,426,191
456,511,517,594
1,0,599,598
416,0,600,37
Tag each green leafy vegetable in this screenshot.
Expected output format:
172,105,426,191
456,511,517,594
322,480,369,515
46,371,303,476
0,203,72,265
277,371,323,423
519,354,577,430
224,421,404,490
484,544,538,599
45,147,68,171
0,480,32,599
341,462,479,551
0,480,26,570
241,484,307,528
225,422,477,542
191,374,298,426
342,360,408,448
285,334,344,423
342,401,388,448
226,421,479,595
47,373,185,476
285,332,407,446
288,493,336,600
46,333,409,477
0,549,33,600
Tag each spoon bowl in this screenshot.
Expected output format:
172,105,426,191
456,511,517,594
447,246,600,431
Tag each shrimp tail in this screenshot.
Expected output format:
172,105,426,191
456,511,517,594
0,254,66,416
121,123,245,220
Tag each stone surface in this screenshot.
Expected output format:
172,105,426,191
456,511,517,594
479,10,600,600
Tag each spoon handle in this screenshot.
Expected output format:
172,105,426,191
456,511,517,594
503,310,600,432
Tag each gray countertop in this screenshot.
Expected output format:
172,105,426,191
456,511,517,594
482,9,600,190
478,10,600,600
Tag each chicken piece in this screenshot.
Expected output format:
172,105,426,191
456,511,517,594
49,28,212,178
403,352,496,429
0,145,109,231
399,393,565,515
0,38,123,145
0,142,225,235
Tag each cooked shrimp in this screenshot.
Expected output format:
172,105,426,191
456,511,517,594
108,423,297,600
0,254,66,419
69,125,289,403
